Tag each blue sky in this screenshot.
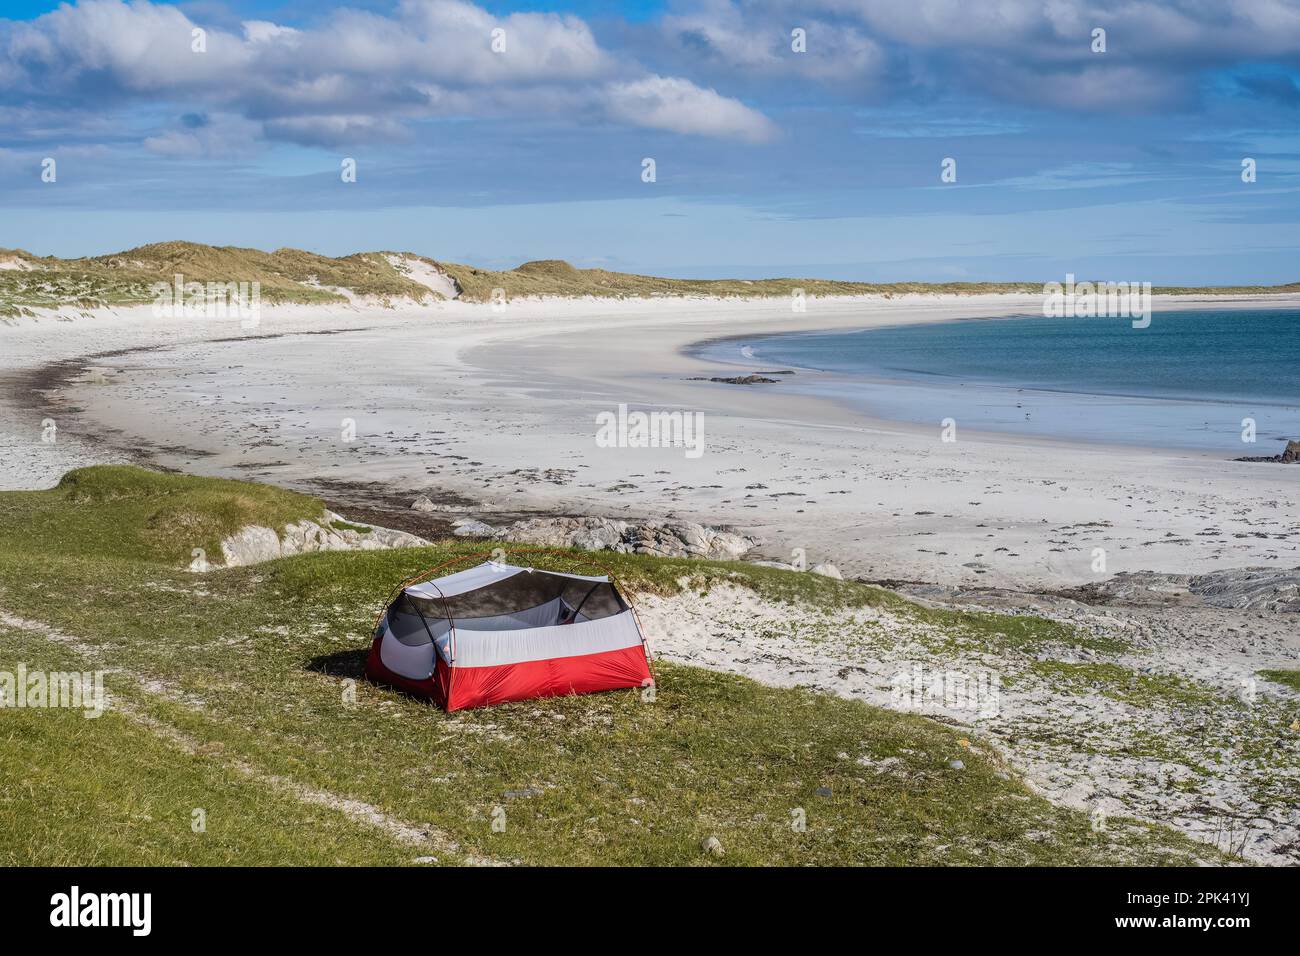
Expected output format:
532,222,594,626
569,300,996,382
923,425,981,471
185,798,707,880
2,0,1299,283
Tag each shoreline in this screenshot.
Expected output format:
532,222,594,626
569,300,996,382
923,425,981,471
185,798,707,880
2,292,1299,590
684,303,1300,456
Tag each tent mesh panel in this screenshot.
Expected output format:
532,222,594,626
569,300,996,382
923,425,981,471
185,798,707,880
402,572,627,624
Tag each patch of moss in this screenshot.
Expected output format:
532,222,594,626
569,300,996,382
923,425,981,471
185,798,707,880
329,520,373,534
1030,660,1222,709
1258,668,1300,692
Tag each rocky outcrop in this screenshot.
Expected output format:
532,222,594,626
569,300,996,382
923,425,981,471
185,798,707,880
1236,439,1300,463
451,518,498,538
749,559,844,580
1065,567,1300,613
412,495,498,513
217,511,428,568
446,514,758,561
687,374,779,385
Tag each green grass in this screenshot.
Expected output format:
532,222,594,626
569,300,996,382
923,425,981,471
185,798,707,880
329,519,373,534
906,605,1132,656
1258,669,1300,692
0,629,416,866
0,465,325,567
1028,660,1222,709
0,466,1232,865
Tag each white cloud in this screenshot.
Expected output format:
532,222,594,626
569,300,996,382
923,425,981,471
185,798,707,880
8,0,1299,155
0,0,776,147
143,113,263,158
6,0,251,92
663,1,885,82
604,75,779,142
830,0,1300,59
262,114,410,148
242,21,301,46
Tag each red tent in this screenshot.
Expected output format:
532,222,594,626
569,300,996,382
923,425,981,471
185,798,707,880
365,559,654,711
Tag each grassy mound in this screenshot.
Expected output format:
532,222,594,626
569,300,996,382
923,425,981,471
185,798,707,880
0,465,325,566
0,241,436,315
435,258,1045,303
0,467,1231,865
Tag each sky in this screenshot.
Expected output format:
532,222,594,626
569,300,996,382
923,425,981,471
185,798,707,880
1,0,1299,283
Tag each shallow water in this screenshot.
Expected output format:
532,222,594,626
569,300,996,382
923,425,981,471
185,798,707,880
697,309,1300,452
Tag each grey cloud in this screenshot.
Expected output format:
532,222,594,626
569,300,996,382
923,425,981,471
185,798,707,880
650,0,1300,111
660,1,886,82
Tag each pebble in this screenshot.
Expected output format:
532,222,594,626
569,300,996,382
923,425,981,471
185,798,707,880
503,787,542,799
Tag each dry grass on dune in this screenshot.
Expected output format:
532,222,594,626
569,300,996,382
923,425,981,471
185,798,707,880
5,241,1296,317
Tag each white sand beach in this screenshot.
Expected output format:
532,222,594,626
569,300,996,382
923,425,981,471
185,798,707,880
3,292,1297,590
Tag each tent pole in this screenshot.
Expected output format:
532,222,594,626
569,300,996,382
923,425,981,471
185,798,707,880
568,583,602,622
404,594,441,671
425,583,456,709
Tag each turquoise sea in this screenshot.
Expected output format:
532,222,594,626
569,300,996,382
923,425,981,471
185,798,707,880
694,309,1300,452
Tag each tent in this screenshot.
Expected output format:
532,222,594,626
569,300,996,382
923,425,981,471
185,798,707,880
365,558,655,711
